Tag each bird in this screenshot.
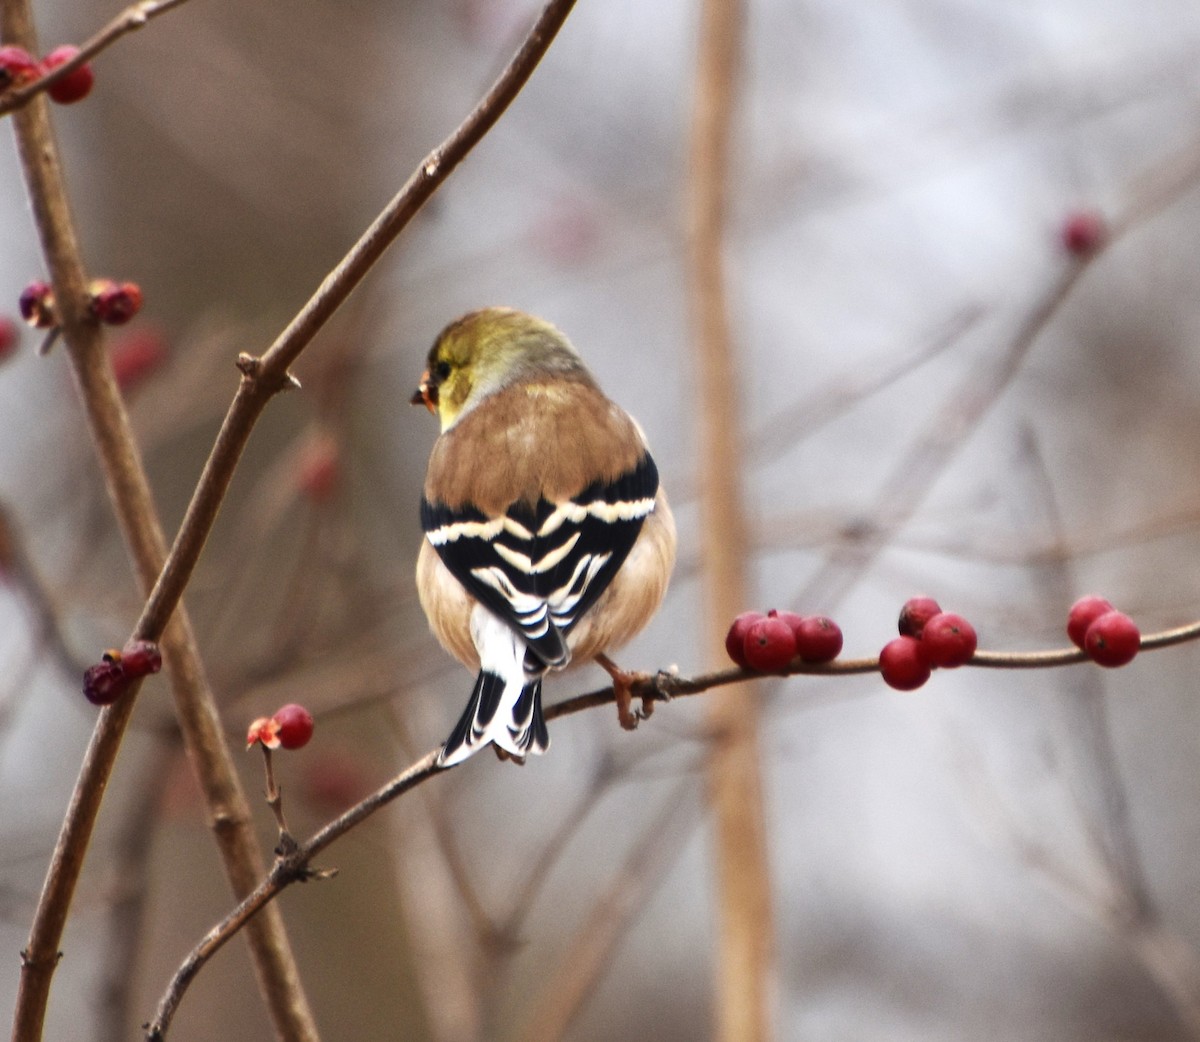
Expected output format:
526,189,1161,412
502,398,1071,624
412,307,676,767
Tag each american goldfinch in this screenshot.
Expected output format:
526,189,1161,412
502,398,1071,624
413,308,676,767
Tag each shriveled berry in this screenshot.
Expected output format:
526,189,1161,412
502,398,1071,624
110,327,167,391
725,611,764,668
84,660,130,706
273,703,314,750
120,638,162,678
246,715,280,750
742,615,797,672
0,46,38,90
18,280,56,328
879,636,931,691
795,615,842,663
1061,210,1107,256
922,612,977,668
40,45,94,104
0,315,18,360
898,596,942,638
1084,611,1140,668
89,279,143,325
1067,595,1115,650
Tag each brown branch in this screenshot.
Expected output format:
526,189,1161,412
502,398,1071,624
131,0,579,650
2,3,321,1039
0,0,192,116
144,611,1200,1039
686,0,774,1039
9,0,578,1036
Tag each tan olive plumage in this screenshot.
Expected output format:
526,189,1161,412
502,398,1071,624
415,307,676,760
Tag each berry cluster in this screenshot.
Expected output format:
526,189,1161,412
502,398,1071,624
246,703,315,751
725,609,843,672
17,278,144,330
1067,595,1140,667
82,639,163,706
0,44,93,103
879,597,977,691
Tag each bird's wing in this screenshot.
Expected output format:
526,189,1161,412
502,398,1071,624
421,452,660,669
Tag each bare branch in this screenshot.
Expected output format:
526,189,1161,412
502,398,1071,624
0,0,192,116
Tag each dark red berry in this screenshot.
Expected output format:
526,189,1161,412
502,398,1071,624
89,279,143,325
0,46,38,90
898,596,942,638
110,327,167,391
18,280,56,328
794,615,842,663
0,315,18,360
921,612,977,668
725,611,765,668
273,703,314,750
120,638,162,678
83,660,130,706
40,45,94,104
879,636,931,691
1084,611,1140,668
766,608,806,635
1067,595,1115,650
742,615,797,672
1061,210,1107,256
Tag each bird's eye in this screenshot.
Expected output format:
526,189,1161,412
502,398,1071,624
434,360,452,382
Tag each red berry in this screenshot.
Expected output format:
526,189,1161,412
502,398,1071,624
1061,210,1107,256
898,596,942,638
89,279,143,325
110,326,167,391
1084,611,1140,668
725,611,764,668
120,638,162,678
0,46,38,90
879,636,931,691
794,615,842,663
18,280,56,328
1067,595,1114,650
921,612,977,668
83,660,130,706
297,432,341,502
40,45,93,104
0,315,18,360
742,615,797,672
272,703,314,750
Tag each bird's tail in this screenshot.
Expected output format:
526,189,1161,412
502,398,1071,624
437,669,550,767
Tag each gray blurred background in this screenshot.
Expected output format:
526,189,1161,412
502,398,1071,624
3,0,1200,1039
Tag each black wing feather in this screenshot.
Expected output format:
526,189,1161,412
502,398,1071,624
422,453,659,667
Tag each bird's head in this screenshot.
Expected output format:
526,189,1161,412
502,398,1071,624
412,307,587,431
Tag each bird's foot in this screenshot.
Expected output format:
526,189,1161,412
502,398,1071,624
596,654,655,731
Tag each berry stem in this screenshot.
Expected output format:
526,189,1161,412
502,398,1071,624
259,747,292,842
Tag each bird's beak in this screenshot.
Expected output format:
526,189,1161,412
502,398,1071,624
411,369,438,414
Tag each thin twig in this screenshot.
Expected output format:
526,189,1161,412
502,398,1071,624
146,611,1200,1038
9,1,578,1038
2,2,317,1039
130,0,580,652
0,0,192,116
